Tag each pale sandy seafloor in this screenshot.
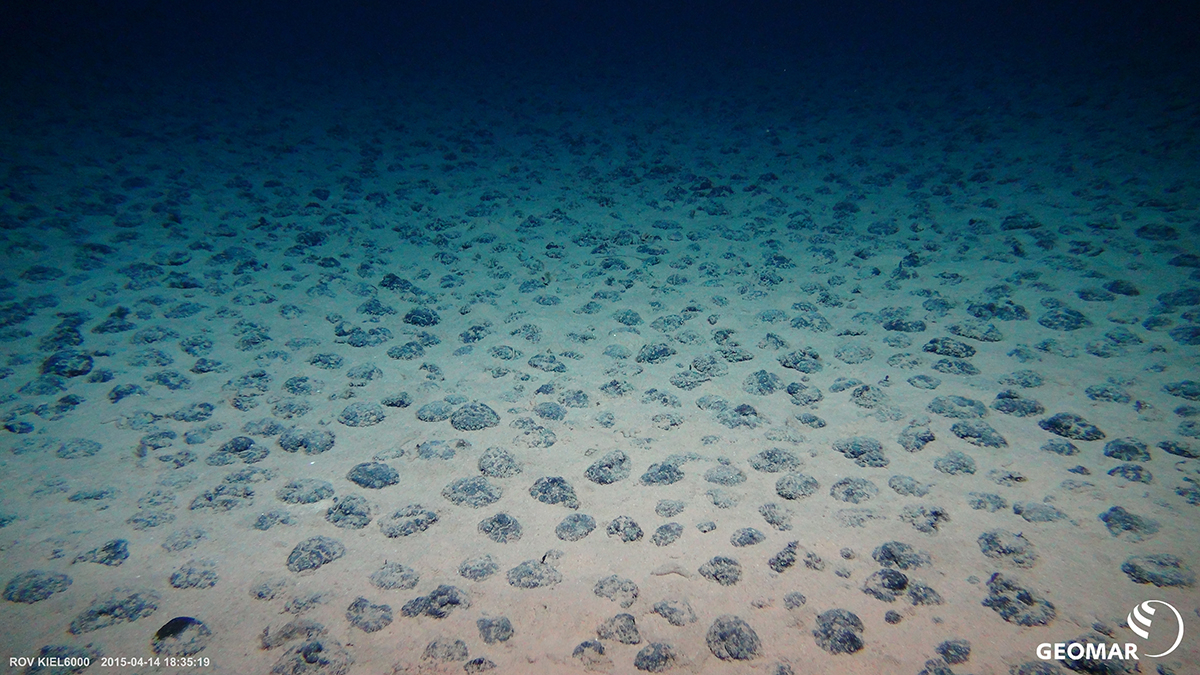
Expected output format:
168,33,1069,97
1,62,1199,675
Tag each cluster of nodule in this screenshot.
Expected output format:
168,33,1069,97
1,74,1197,674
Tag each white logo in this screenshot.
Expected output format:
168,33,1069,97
1127,600,1185,658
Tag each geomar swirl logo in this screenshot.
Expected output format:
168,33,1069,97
1127,600,1185,658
